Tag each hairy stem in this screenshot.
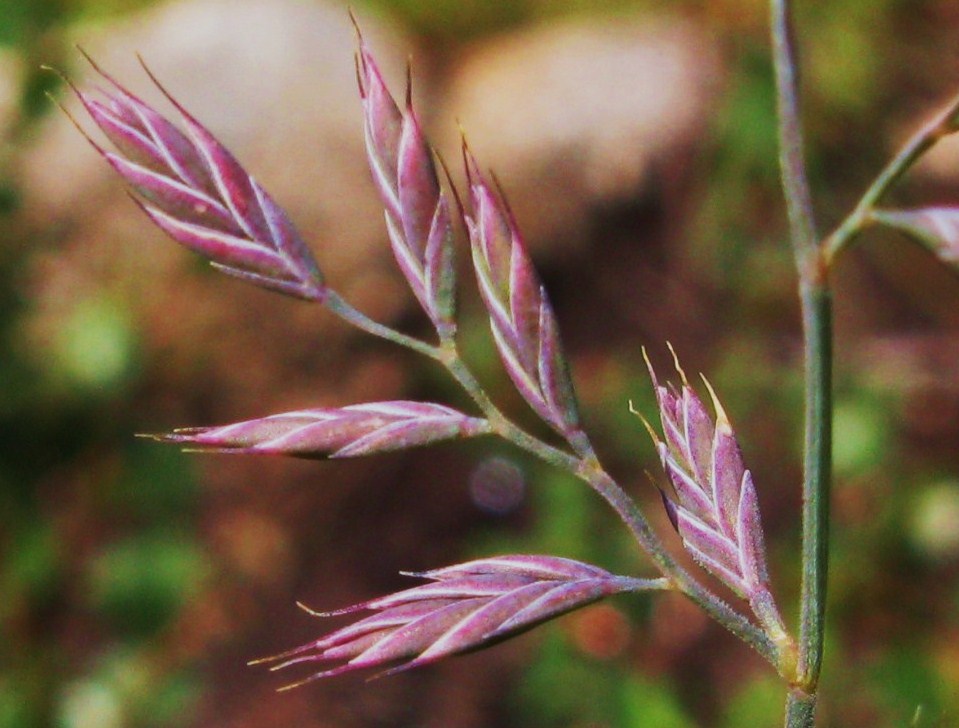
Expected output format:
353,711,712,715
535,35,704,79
771,0,832,724
785,689,817,728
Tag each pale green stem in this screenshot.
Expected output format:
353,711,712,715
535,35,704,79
616,577,671,593
796,282,831,694
770,15,959,728
785,689,818,728
770,6,959,725
323,290,441,360
771,0,830,724
771,0,818,267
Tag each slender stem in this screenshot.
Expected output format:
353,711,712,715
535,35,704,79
324,290,440,360
771,0,819,269
616,577,672,593
785,689,817,728
797,282,832,693
771,0,832,723
822,90,959,262
770,11,959,724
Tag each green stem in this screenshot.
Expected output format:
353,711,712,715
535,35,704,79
323,290,440,360
797,282,832,693
771,0,832,724
771,0,818,267
771,17,959,726
785,689,817,728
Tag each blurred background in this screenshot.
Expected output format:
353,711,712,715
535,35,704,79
4,0,959,725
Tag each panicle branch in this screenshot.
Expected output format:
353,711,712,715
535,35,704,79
60,28,782,691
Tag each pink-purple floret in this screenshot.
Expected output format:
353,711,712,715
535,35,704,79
71,52,326,301
156,401,491,459
252,555,643,688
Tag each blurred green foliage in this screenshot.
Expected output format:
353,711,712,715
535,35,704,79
0,0,65,47
1,0,204,716
88,533,208,637
516,631,696,727
721,675,783,727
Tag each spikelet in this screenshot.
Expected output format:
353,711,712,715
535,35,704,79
641,348,787,642
462,146,582,441
251,555,661,687
152,401,491,458
64,51,325,301
356,32,456,336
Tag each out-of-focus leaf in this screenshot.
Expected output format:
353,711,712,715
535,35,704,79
619,675,696,728
721,675,784,728
87,533,209,637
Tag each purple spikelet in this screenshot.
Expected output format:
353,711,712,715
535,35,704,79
152,401,491,459
251,555,661,688
65,51,325,301
462,146,582,441
356,33,456,337
641,347,787,641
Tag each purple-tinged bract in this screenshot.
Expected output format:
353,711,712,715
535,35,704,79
153,401,491,458
462,147,582,441
67,51,325,301
356,36,456,336
251,555,649,688
642,348,787,642
873,207,959,265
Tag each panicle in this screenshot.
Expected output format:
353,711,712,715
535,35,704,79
65,51,325,301
461,144,582,443
151,401,491,458
251,555,662,688
641,347,787,643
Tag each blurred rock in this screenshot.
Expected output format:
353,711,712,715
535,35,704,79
437,15,721,251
